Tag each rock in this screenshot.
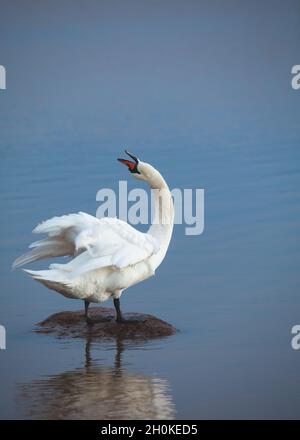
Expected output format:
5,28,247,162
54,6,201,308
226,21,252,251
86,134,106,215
35,306,177,340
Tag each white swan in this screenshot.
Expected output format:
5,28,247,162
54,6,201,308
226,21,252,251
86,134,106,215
13,151,174,323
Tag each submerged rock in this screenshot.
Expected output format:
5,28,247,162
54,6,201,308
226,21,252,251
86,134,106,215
36,306,177,340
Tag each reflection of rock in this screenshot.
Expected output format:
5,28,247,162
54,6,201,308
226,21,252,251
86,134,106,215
35,307,177,340
18,338,176,420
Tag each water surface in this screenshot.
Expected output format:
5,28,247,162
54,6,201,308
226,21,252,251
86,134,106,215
1,0,300,419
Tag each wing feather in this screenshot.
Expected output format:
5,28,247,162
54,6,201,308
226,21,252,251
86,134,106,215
12,212,160,274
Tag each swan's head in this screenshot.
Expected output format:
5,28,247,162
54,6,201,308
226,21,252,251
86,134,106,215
118,150,166,188
118,150,141,175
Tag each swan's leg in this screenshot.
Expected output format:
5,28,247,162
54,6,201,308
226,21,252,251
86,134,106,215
113,298,146,324
84,299,112,324
114,298,123,322
84,300,89,318
84,300,93,325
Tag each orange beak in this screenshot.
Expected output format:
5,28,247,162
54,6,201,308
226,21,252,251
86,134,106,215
117,158,136,171
117,150,139,173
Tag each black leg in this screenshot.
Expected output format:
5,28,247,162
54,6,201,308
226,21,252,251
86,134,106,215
113,298,123,322
84,300,89,318
84,300,93,325
113,298,146,324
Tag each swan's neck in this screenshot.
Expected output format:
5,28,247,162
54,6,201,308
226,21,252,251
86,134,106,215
147,174,174,270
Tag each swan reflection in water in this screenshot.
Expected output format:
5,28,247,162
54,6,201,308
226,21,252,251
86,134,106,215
18,335,176,420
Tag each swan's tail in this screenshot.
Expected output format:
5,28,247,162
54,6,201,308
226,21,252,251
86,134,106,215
23,268,74,296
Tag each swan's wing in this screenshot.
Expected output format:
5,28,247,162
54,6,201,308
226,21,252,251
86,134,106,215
33,211,99,236
12,213,160,273
69,217,160,276
12,212,100,269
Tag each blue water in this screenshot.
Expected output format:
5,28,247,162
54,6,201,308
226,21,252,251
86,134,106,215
1,0,300,419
